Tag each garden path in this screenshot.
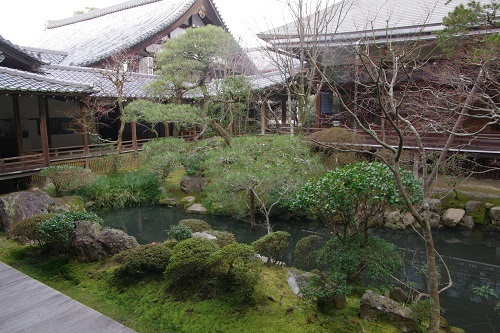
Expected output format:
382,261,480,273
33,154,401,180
0,262,136,333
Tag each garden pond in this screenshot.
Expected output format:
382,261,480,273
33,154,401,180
100,206,500,333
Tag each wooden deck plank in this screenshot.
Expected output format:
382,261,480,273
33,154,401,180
0,262,136,333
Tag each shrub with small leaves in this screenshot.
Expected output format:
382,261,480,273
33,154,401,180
209,230,236,247
114,242,172,276
11,214,56,245
179,219,212,232
165,237,220,291
293,235,325,270
167,224,192,241
41,165,94,197
252,231,291,264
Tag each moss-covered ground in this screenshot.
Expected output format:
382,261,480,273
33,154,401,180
0,234,405,333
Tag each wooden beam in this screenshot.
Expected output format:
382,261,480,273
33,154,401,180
81,103,90,168
261,101,266,135
38,96,50,167
315,92,321,128
281,96,287,126
12,95,22,155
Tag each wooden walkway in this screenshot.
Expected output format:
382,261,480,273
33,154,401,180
0,262,136,333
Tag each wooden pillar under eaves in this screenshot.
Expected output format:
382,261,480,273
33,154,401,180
12,95,23,155
38,96,50,166
315,92,321,128
281,95,287,126
131,121,138,150
80,104,90,168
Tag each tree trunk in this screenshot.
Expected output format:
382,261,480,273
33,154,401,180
249,188,256,230
207,118,232,146
423,223,441,333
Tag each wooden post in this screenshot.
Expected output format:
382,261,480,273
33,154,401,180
38,96,50,166
81,104,90,168
12,95,23,155
131,121,138,150
316,92,322,128
281,96,287,127
260,101,266,135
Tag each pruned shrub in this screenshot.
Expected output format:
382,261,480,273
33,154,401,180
114,242,172,276
11,214,56,245
293,235,325,270
209,230,236,247
41,165,94,197
252,231,291,264
179,219,212,232
165,238,220,292
167,224,192,241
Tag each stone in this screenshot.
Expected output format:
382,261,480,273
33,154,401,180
422,211,441,229
191,231,217,241
51,196,85,214
389,287,409,303
490,207,500,226
180,176,206,194
186,203,207,214
465,201,484,215
72,220,139,262
385,211,404,229
159,198,179,207
181,196,196,206
442,208,465,228
0,189,54,236
360,290,418,333
333,295,347,310
459,215,475,230
287,269,312,297
485,203,494,210
402,213,416,228
425,198,442,211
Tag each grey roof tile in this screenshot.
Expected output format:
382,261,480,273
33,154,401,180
29,0,224,67
22,47,68,65
0,66,93,94
258,0,484,44
248,70,289,91
0,35,42,64
42,65,157,98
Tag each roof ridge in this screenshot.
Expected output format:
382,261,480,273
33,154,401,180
22,47,68,55
0,66,93,89
0,35,42,64
46,0,164,29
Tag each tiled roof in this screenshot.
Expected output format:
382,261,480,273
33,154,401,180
29,0,223,67
258,0,480,45
42,65,157,98
0,66,93,94
23,47,68,65
248,70,289,91
0,35,42,64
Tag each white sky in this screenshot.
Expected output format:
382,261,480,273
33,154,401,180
0,0,294,48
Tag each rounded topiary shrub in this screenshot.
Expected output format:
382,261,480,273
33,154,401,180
293,235,325,270
114,242,172,276
165,237,220,291
167,224,192,241
10,214,56,245
179,219,212,232
209,230,236,247
252,231,291,264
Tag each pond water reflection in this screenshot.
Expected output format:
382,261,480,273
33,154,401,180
99,206,500,333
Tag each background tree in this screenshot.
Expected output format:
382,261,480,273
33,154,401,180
148,25,252,145
203,135,324,231
305,2,499,330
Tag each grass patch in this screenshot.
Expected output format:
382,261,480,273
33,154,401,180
0,234,404,333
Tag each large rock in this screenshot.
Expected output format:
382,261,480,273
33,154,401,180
465,201,484,215
442,208,465,228
0,190,54,235
490,207,500,226
186,203,207,214
72,220,139,262
425,198,442,212
422,211,441,229
389,287,409,303
459,215,475,230
180,176,206,194
360,290,418,333
287,269,312,297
